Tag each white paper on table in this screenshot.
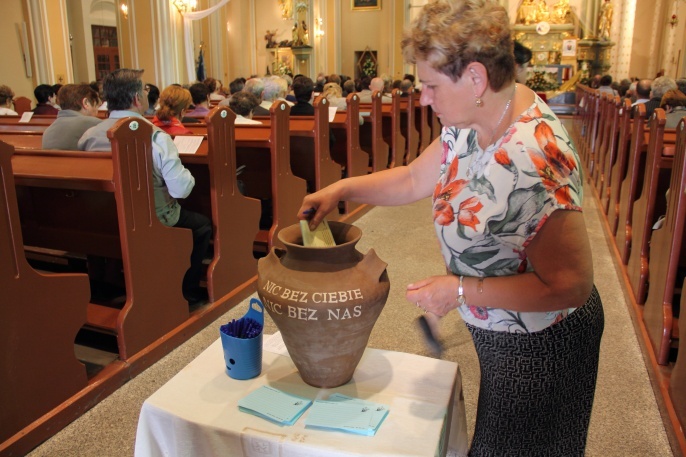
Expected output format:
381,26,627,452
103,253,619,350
174,135,204,154
328,106,337,122
263,331,290,357
19,112,33,123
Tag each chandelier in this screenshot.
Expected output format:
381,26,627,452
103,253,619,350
173,0,197,13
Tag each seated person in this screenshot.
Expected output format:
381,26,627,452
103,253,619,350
185,83,211,118
151,85,194,135
33,84,59,115
144,83,159,116
228,91,262,124
399,79,413,97
514,40,532,84
290,76,315,116
342,79,356,97
322,82,363,125
204,77,226,101
239,77,268,115
660,89,686,129
78,69,212,305
0,85,17,115
42,84,102,150
51,84,63,109
228,77,245,96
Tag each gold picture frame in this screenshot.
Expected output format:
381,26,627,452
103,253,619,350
352,0,380,11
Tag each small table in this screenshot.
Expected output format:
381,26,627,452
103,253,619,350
135,334,468,457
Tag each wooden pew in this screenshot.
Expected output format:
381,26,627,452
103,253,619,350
586,90,602,177
602,98,632,217
0,114,57,126
247,96,341,194
0,110,261,302
596,95,622,215
0,141,90,445
360,90,405,169
670,278,686,431
414,90,431,154
178,107,262,302
330,93,369,215
12,118,193,361
590,92,612,187
399,89,419,165
626,109,674,304
592,94,619,192
358,91,390,173
233,102,307,250
614,103,646,264
643,117,686,365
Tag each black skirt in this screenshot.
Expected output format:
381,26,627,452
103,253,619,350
466,286,604,457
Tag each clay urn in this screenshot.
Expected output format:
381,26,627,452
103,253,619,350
257,221,390,388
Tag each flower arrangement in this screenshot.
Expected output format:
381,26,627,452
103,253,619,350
272,57,292,76
362,58,377,78
526,70,560,92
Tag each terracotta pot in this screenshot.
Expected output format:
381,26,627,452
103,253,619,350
257,221,390,388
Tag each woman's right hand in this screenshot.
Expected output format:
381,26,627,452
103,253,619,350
297,182,343,230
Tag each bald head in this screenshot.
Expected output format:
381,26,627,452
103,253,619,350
636,79,652,99
370,77,385,92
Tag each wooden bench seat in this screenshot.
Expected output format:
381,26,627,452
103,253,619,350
357,91,390,173
601,98,631,216
247,96,341,194
643,117,686,365
399,90,419,165
413,90,432,154
0,140,91,445
627,109,674,304
11,118,193,361
360,90,404,169
614,103,647,264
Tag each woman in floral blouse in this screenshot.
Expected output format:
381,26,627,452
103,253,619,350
298,1,603,455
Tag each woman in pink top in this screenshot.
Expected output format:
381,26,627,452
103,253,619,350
152,85,193,135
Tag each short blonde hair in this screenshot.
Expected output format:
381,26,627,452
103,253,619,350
156,85,192,121
322,82,343,99
401,0,514,91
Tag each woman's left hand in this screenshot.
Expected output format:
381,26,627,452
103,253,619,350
406,275,460,317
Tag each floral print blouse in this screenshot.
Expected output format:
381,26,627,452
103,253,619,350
434,96,583,333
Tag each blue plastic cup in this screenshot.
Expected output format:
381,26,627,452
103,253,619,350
220,298,264,380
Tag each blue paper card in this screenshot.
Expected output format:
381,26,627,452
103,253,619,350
304,394,389,436
238,385,312,426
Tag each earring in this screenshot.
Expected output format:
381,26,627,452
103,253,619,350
475,97,483,108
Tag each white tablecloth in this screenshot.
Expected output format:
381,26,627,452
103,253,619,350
135,333,468,457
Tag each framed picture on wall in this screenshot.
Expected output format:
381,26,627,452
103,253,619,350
561,39,577,57
352,0,380,11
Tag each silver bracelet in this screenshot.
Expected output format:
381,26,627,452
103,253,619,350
457,275,467,306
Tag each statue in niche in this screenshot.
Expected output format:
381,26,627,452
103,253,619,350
550,0,572,25
597,0,613,40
